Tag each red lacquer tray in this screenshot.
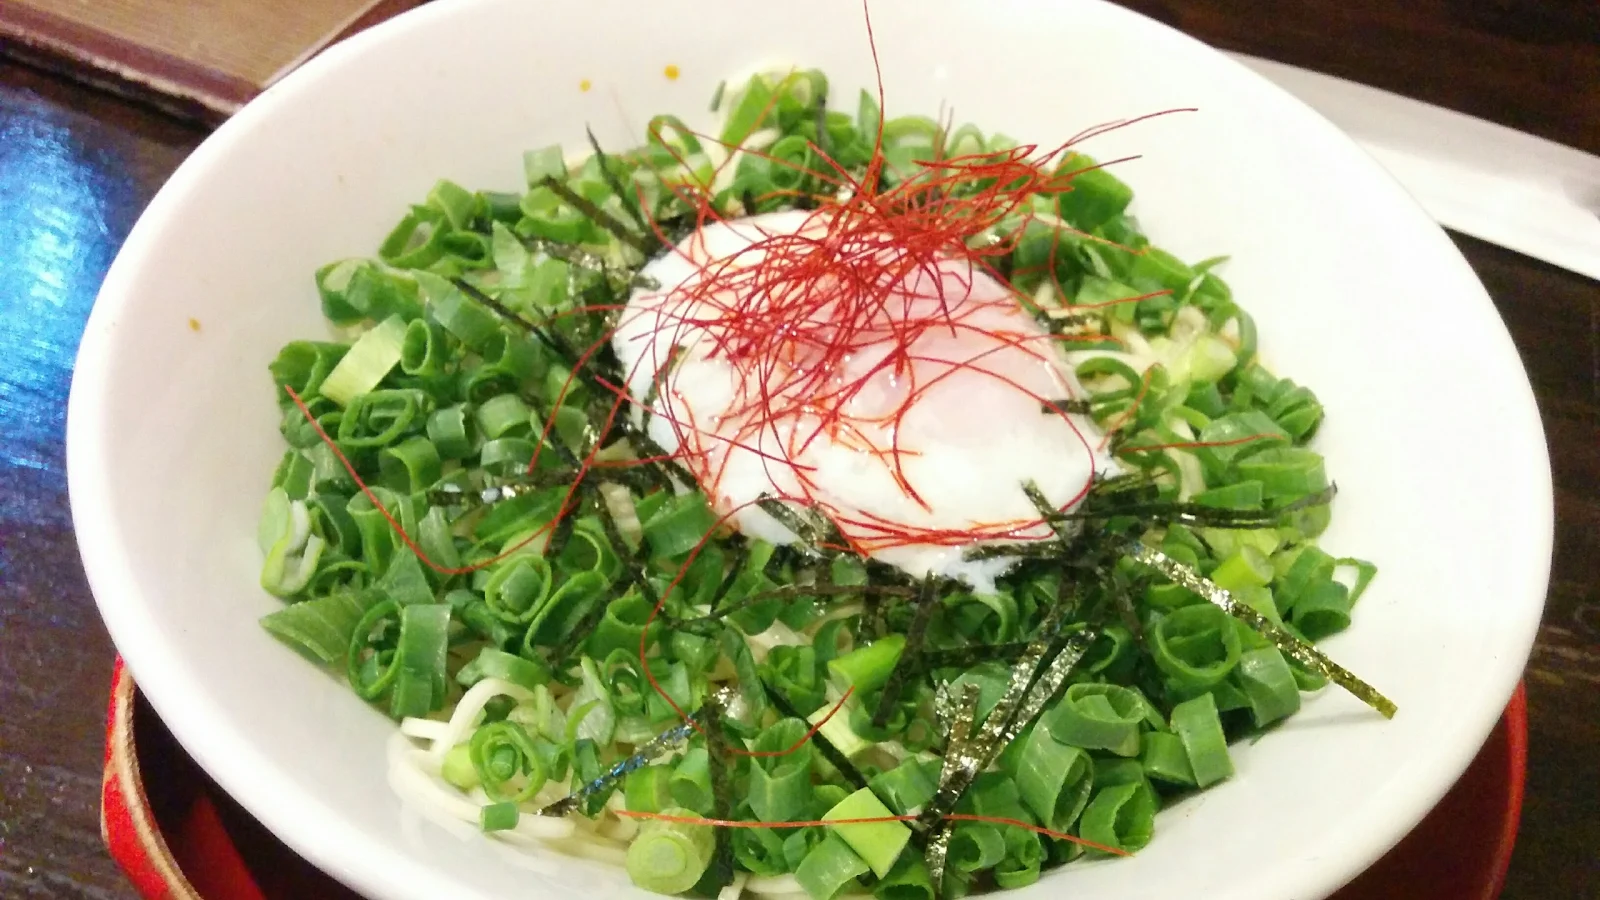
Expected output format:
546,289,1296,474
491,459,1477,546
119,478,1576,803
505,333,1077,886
102,658,1526,900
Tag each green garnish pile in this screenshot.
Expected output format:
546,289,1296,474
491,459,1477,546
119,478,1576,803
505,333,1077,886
256,68,1388,900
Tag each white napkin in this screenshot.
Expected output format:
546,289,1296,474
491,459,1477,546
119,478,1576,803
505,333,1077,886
1233,53,1600,283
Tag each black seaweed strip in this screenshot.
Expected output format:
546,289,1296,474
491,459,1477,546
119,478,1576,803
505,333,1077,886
852,590,883,644
756,496,826,548
550,601,607,672
813,87,831,163
1041,399,1094,416
543,511,577,561
446,278,582,368
584,484,661,609
1022,481,1074,544
1066,484,1339,528
636,343,683,447
1112,572,1147,645
960,542,1066,562
676,582,914,636
1042,314,1096,335
871,575,937,728
706,541,749,608
518,395,588,469
515,236,656,289
701,700,736,891
994,247,1015,284
759,680,869,791
453,276,699,490
539,175,657,255
584,127,658,244
618,422,699,487
919,640,1032,671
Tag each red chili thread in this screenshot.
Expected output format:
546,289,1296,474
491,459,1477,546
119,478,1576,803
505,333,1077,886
1098,367,1156,452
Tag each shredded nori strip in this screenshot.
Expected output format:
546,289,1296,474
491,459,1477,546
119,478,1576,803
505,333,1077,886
584,127,658,245
542,509,577,561
516,236,658,290
536,713,705,817
635,343,685,453
453,275,698,489
1042,398,1095,416
919,640,1032,671
959,541,1071,562
1040,313,1098,334
447,277,583,366
1068,484,1340,529
426,478,560,511
871,575,937,728
756,495,834,551
1023,480,1076,545
760,679,868,791
583,484,660,611
676,581,915,634
1128,542,1397,718
701,699,737,891
922,681,981,886
853,589,886,644
813,86,831,163
538,175,657,255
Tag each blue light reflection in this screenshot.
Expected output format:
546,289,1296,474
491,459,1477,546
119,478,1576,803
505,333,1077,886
0,90,146,526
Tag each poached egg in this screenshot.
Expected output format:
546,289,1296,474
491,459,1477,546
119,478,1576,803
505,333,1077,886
612,210,1109,591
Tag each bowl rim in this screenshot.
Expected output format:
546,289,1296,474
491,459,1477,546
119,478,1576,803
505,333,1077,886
67,1,1555,898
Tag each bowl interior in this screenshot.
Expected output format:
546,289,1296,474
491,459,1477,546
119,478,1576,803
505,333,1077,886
68,1,1551,899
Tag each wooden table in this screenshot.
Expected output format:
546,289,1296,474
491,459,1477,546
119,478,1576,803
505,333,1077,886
0,2,1594,897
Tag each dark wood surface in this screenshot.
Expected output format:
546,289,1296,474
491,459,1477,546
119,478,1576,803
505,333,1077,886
0,2,1595,898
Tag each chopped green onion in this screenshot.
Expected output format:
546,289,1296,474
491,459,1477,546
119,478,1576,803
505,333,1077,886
828,634,906,695
416,272,501,349
949,820,1006,874
822,787,909,879
469,719,548,803
1044,683,1146,757
1292,580,1353,641
670,747,714,814
869,758,938,816
483,556,552,624
876,852,935,900
626,807,714,895
749,719,815,822
795,831,870,900
1236,646,1302,727
376,549,433,607
1014,726,1094,832
1078,779,1156,855
441,743,478,791
456,647,551,692
1150,603,1244,695
1057,153,1134,231
389,603,452,719
1140,731,1196,787
480,801,520,833
260,588,379,664
1171,692,1233,789
319,315,407,407
641,491,718,559
625,765,675,814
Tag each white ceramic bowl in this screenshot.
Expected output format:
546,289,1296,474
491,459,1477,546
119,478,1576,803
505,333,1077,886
67,1,1552,898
